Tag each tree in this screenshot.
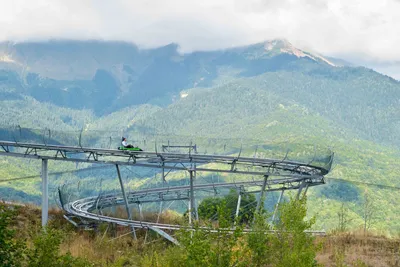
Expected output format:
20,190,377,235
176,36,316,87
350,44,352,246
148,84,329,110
197,190,258,224
197,197,222,221
337,203,353,232
362,190,376,235
271,196,320,267
177,200,244,267
0,202,25,267
246,213,272,266
27,227,90,267
142,194,320,267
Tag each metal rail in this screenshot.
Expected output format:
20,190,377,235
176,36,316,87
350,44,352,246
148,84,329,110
0,140,333,244
0,141,331,176
64,179,324,229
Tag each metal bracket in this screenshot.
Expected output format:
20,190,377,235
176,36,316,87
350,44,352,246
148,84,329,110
25,147,37,155
1,145,9,152
128,155,136,163
55,150,67,159
230,158,238,171
87,152,98,161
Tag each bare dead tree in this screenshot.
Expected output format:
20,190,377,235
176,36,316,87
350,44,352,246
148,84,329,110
337,202,352,232
363,189,376,235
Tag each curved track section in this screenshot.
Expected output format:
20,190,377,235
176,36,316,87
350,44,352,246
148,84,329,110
62,175,325,231
0,140,333,242
0,141,332,176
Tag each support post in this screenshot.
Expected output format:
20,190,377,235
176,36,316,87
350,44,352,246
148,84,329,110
271,190,285,223
41,159,48,227
255,175,268,215
116,165,137,240
189,170,197,223
235,191,242,220
162,162,166,184
303,184,309,198
188,197,192,225
157,201,163,223
193,167,199,221
138,203,144,220
296,180,307,200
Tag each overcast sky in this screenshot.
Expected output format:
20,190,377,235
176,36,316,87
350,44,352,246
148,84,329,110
1,0,400,63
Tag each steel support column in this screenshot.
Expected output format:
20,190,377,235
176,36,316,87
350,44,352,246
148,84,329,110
193,165,199,221
156,201,163,223
116,165,137,239
41,159,48,227
162,162,166,183
255,175,268,214
189,170,197,223
188,197,192,225
139,203,144,220
235,191,242,220
303,184,310,197
271,190,285,223
296,180,306,200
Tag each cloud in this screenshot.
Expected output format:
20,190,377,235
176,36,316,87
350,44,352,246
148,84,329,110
1,0,399,61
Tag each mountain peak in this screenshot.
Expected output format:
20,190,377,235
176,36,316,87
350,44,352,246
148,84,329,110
259,39,336,66
264,39,303,56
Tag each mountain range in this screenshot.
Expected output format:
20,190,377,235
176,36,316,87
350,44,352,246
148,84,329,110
1,39,400,233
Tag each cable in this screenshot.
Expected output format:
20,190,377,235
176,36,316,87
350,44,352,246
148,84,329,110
0,165,111,183
326,177,400,191
0,174,40,182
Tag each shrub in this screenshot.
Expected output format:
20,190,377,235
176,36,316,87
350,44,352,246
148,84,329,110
0,203,26,267
140,195,320,267
27,227,92,267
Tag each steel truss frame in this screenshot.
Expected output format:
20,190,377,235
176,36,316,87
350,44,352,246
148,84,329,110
0,140,333,245
0,141,332,176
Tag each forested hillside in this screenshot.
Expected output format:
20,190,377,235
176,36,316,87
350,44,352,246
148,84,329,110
1,39,400,233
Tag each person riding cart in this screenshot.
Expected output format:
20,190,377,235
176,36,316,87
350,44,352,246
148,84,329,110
121,137,133,148
118,137,143,151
